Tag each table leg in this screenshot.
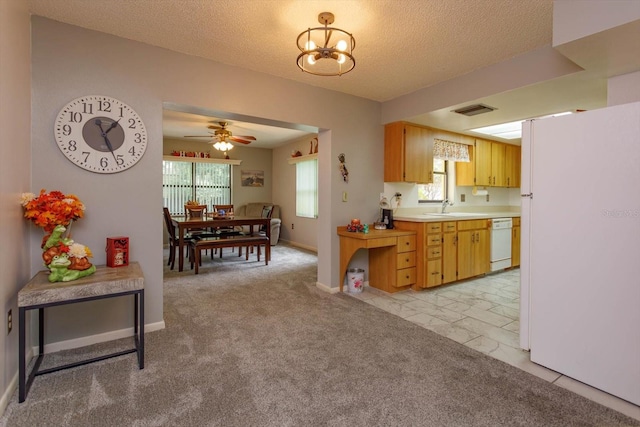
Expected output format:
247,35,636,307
178,224,185,272
18,307,26,403
138,291,144,369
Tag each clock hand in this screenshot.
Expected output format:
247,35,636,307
95,119,118,163
105,118,121,134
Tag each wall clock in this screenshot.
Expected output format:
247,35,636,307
54,95,147,173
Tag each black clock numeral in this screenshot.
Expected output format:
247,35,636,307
128,146,136,156
98,100,111,113
68,140,78,151
128,118,137,129
68,112,82,123
119,106,125,118
116,154,124,166
100,157,109,168
134,133,142,143
82,102,93,114
62,124,72,136
82,151,90,162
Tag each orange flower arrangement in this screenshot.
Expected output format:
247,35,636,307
20,189,85,233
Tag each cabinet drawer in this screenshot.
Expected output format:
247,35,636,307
443,221,456,232
397,251,416,269
426,259,442,287
427,246,442,259
426,223,442,233
397,235,416,253
427,234,441,246
396,267,416,287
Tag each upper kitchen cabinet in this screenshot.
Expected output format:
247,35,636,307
384,122,434,183
456,139,521,188
505,144,521,188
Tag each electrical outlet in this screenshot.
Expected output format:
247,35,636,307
486,194,490,202
291,223,294,230
460,194,465,202
7,310,12,334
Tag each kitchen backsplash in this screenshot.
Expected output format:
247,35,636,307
383,182,521,210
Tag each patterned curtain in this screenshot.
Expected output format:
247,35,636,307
433,139,470,162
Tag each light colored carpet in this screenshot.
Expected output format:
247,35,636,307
2,243,638,426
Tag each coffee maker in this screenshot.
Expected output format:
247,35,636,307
381,208,394,229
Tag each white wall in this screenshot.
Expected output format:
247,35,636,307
553,0,640,46
0,0,32,411
30,17,381,347
273,136,319,251
608,71,640,106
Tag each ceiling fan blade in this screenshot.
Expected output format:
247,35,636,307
184,135,212,138
207,125,223,130
229,136,252,144
234,135,256,140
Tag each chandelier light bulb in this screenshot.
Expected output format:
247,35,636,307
337,54,346,64
307,55,316,65
336,39,347,51
305,40,316,51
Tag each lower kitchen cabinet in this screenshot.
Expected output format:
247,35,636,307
442,221,457,284
511,217,521,267
456,220,490,281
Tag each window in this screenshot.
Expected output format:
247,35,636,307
295,159,318,218
418,159,447,202
163,160,231,215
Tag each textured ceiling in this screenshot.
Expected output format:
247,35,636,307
28,0,553,102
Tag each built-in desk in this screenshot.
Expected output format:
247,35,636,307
18,262,145,402
337,226,417,293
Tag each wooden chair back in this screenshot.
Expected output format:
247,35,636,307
213,204,234,216
185,204,207,218
163,207,177,240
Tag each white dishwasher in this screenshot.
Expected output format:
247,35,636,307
490,218,512,271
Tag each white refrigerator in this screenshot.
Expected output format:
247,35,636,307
520,101,640,406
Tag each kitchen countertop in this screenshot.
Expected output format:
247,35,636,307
393,211,520,222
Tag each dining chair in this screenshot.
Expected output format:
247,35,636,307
163,207,182,270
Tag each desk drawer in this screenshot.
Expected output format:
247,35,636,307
397,235,416,253
427,246,442,259
396,251,416,269
396,267,416,287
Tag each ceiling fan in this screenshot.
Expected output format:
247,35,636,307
184,121,256,145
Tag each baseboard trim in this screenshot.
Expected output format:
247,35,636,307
0,370,18,417
33,321,165,354
316,281,340,294
279,239,317,253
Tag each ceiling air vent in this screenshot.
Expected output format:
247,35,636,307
453,104,496,117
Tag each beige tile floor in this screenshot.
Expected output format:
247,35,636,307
347,269,640,422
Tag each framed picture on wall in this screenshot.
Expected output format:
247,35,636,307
241,170,264,187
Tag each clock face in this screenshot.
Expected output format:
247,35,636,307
54,95,147,173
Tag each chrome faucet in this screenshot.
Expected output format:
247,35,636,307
441,199,452,213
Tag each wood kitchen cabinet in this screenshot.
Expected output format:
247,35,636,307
456,139,521,188
457,219,490,280
505,144,521,188
384,122,433,183
511,217,521,267
441,221,457,284
425,222,443,288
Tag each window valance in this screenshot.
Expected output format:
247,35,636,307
433,139,470,162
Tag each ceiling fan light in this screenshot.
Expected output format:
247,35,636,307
305,40,316,51
336,39,347,51
337,53,346,64
307,54,316,65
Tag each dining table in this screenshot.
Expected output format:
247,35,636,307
171,215,271,272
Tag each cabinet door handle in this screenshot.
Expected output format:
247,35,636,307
476,232,480,242
471,233,475,243
406,258,410,262
493,176,495,185
507,177,510,186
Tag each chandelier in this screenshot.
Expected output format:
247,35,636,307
296,12,355,76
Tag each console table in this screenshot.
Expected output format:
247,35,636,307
337,226,417,293
18,262,145,402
